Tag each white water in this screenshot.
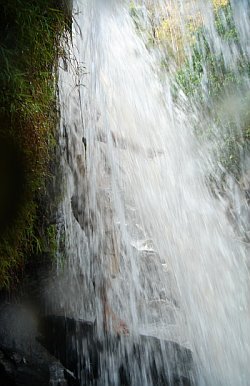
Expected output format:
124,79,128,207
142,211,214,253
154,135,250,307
50,1,250,385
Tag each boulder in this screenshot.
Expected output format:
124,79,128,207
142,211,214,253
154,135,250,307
0,303,68,386
0,304,196,385
40,315,196,386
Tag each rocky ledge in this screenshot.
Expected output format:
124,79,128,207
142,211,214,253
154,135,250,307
0,303,196,385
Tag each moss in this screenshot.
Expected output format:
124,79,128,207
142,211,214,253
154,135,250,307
0,0,69,289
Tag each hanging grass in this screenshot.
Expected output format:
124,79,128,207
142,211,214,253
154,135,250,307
0,0,70,288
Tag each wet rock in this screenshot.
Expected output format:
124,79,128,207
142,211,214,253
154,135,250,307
39,315,98,385
0,349,16,386
0,347,51,386
0,138,25,234
49,362,68,386
40,315,196,386
139,299,176,324
0,303,68,386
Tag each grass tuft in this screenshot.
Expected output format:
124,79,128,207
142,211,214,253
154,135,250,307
0,0,70,288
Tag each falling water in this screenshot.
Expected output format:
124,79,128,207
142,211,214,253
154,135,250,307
50,0,250,385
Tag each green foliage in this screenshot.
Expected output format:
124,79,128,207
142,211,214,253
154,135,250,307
45,224,58,259
174,2,250,182
175,45,204,96
175,25,241,99
0,0,69,288
214,2,238,41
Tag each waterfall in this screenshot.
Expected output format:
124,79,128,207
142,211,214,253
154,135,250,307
49,0,250,384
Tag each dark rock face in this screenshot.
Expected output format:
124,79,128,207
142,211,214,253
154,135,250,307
0,303,68,386
39,316,98,385
0,305,196,386
0,348,50,386
40,315,196,386
0,138,25,234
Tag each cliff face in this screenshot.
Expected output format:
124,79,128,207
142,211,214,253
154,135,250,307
0,1,70,289
0,2,72,382
0,303,70,386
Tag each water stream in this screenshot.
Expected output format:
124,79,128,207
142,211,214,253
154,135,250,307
49,1,250,384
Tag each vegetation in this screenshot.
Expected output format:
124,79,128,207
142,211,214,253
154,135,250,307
0,0,69,288
131,0,250,184
173,1,250,181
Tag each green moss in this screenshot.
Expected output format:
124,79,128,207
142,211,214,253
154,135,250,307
0,0,69,288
